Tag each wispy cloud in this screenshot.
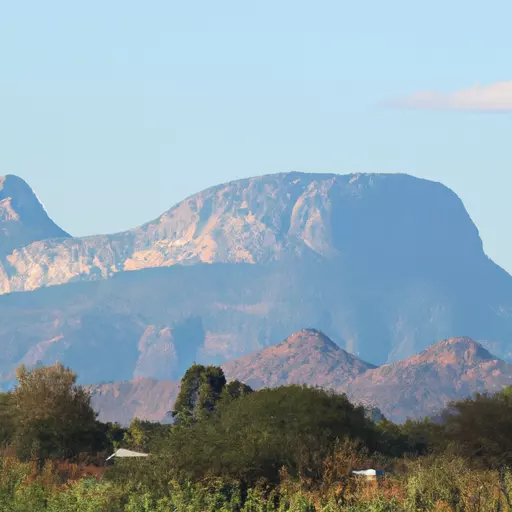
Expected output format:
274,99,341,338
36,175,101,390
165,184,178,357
387,81,512,112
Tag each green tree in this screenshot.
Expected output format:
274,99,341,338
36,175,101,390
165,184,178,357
222,380,253,403
400,418,446,455
102,422,126,452
172,364,227,424
12,363,104,461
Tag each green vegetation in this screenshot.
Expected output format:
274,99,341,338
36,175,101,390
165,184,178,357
0,363,110,461
166,385,376,484
172,363,228,424
172,363,254,426
3,363,512,510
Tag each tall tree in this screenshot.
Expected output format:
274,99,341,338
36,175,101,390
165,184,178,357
172,364,227,424
12,363,102,460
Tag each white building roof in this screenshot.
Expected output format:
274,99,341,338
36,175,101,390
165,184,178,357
106,448,149,461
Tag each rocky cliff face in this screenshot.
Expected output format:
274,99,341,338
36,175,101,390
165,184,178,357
0,175,69,257
0,172,485,294
90,333,512,425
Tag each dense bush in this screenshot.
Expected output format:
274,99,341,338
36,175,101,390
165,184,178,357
161,385,379,484
441,388,512,468
121,418,170,453
0,457,124,512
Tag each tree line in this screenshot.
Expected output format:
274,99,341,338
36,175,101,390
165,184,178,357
2,361,512,471
2,361,512,509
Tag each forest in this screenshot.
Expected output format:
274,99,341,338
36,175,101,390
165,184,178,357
1,362,512,511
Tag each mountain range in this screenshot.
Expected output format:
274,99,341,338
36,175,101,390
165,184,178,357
90,330,512,424
1,171,512,414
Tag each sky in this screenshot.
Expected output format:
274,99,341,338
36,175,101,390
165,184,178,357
1,1,511,270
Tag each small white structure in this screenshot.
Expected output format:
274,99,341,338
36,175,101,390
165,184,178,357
352,469,384,480
106,448,149,461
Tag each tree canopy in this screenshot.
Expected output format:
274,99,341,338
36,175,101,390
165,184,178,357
164,384,377,484
172,364,252,424
9,363,105,460
440,387,512,468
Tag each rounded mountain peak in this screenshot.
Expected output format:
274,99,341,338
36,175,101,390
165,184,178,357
408,337,496,367
223,327,375,391
283,328,340,350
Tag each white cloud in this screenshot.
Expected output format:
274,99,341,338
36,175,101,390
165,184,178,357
388,81,512,112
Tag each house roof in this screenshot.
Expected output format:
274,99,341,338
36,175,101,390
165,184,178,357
106,448,149,461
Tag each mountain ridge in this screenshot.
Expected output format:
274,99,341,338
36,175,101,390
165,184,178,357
0,171,484,294
90,332,512,425
345,335,512,422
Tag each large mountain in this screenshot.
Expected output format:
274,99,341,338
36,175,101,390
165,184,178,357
90,332,512,425
0,175,69,256
1,171,512,387
0,171,494,294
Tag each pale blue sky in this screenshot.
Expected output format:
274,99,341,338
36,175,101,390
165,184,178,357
1,1,511,270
